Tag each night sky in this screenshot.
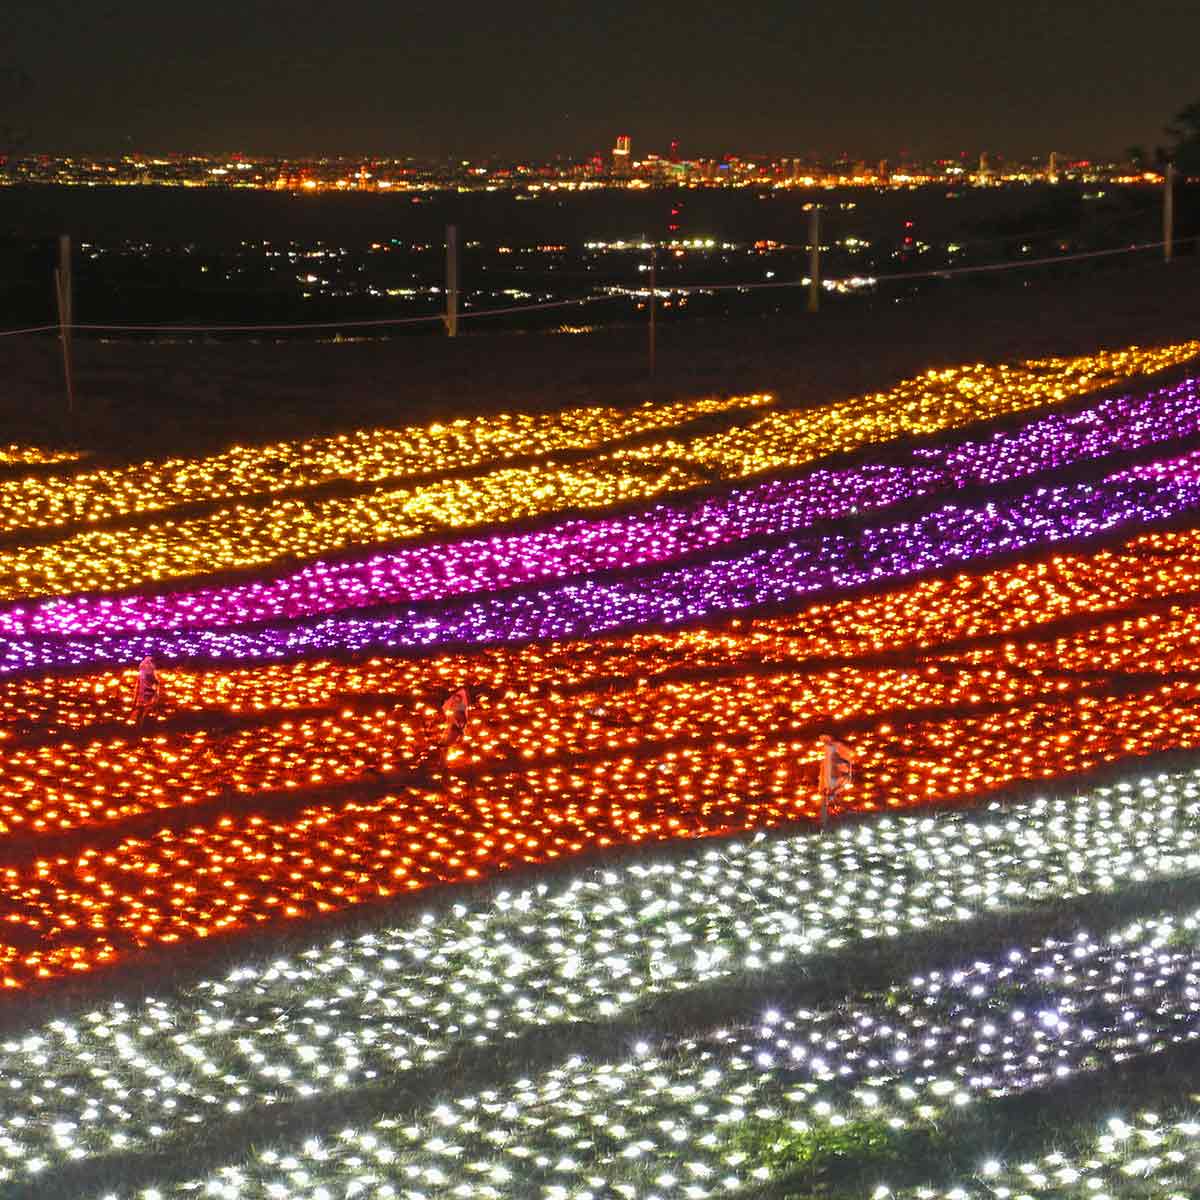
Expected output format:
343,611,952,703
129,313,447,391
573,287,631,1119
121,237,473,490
5,0,1200,159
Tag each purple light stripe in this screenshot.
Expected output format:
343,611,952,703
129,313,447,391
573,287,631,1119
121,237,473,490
1116,457,1200,483
5,448,1200,675
2,374,1198,641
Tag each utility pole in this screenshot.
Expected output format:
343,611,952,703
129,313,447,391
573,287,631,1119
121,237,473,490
54,234,75,421
1163,162,1175,264
445,224,459,337
807,205,821,313
648,241,657,376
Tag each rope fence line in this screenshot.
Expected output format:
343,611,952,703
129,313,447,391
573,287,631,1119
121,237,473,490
875,237,1195,282
0,235,1196,339
0,324,60,338
455,297,599,319
5,298,608,337
659,237,1197,296
71,313,445,334
3,299,603,337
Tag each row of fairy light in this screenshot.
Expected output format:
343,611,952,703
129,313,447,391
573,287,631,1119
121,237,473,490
962,600,1200,677
7,437,1200,674
2,672,1200,986
0,769,1194,1189
3,370,1200,641
7,587,1200,844
653,343,1200,483
0,394,759,537
875,1112,1200,1199
0,445,81,467
0,532,1195,854
0,647,1093,830
3,343,1190,542
0,344,1195,604
0,547,1197,987
5,520,1199,738
149,907,1200,1200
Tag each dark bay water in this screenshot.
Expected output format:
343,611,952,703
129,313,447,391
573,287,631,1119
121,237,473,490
0,182,1075,247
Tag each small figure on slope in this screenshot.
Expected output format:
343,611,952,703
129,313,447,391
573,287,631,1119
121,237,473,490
441,686,471,755
131,656,164,730
817,732,855,829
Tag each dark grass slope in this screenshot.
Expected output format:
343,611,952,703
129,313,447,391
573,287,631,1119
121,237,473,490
4,255,1200,460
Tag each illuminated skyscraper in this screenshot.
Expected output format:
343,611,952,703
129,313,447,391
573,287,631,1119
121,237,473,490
612,135,631,178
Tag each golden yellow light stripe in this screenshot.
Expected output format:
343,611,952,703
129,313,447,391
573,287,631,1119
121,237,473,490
614,342,1200,479
0,458,705,598
0,445,82,466
0,341,1192,602
0,393,762,536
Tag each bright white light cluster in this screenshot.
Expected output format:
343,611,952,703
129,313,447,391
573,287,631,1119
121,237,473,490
876,1111,1200,1198
5,769,1200,1187
121,900,1200,1199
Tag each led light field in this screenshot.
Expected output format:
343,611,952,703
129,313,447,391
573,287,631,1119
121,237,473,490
0,393,761,539
0,775,1196,1188
2,367,1199,643
3,341,1200,1199
0,341,1190,605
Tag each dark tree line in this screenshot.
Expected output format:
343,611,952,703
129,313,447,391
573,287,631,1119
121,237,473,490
0,64,32,170
1127,99,1200,174
1165,101,1200,173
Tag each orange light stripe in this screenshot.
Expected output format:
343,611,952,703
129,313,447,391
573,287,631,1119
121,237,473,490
0,528,1197,838
1,675,1200,987
0,659,1061,835
4,524,1199,738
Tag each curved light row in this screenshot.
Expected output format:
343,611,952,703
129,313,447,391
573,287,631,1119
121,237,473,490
3,371,1198,640
142,909,1200,1200
610,342,1200,484
7,587,1200,841
0,393,759,537
0,445,81,466
0,771,1196,1182
0,456,706,603
878,1111,1200,1198
0,676,1186,978
967,601,1200,678
0,651,1081,833
1,344,1194,605
7,444,1200,674
23,342,1185,545
1,523,1195,738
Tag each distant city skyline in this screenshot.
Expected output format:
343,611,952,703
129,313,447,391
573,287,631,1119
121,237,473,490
1,146,1163,194
0,143,1159,168
5,0,1200,160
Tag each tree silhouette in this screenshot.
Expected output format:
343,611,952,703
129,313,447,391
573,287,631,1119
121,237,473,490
1165,99,1200,173
0,64,32,172
1162,99,1200,249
